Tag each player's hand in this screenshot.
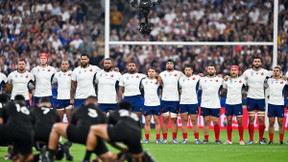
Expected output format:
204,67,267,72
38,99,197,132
224,75,229,81
121,147,129,153
114,67,119,72
70,98,75,105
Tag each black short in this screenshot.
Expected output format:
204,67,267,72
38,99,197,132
0,125,33,155
108,123,142,154
66,124,108,155
34,126,53,144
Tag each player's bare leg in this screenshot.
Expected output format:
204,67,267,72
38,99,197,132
18,153,34,162
203,116,210,144
48,123,68,161
144,115,152,143
171,112,178,144
153,115,161,143
236,116,244,145
268,117,275,144
190,114,200,143
257,111,266,144
57,110,64,121
248,111,255,144
134,111,142,119
162,112,169,143
212,116,221,144
278,117,284,144
65,108,73,122
180,113,188,144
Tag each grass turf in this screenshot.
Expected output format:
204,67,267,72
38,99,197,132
0,130,287,162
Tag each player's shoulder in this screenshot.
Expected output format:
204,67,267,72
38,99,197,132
0,72,7,77
137,72,146,78
90,65,101,71
8,71,17,76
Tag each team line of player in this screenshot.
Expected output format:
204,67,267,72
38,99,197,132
0,53,287,146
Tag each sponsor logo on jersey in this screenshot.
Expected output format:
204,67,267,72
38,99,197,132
216,80,218,82
111,74,114,78
25,75,28,78
174,74,177,77
193,77,195,80
68,74,71,76
239,80,242,83
48,69,51,72
261,72,264,75
136,75,139,78
90,69,93,72
280,81,284,84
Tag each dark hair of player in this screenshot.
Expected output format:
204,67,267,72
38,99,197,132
118,101,132,111
81,53,89,59
0,93,9,104
184,64,192,69
207,63,216,68
14,95,26,105
39,97,51,104
128,61,136,65
166,59,174,64
148,66,156,71
61,59,70,64
104,58,113,62
18,58,26,64
253,56,262,62
274,65,282,71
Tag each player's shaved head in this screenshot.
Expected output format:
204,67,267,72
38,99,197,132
14,95,26,105
118,101,132,111
85,96,98,106
0,93,9,104
39,97,52,107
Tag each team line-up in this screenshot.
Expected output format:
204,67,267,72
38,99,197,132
1,53,288,147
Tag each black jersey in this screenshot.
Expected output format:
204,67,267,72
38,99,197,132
1,103,33,130
108,109,141,128
0,103,4,118
30,106,61,142
70,104,106,127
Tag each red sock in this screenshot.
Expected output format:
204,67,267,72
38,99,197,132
163,133,167,140
145,134,149,141
259,124,265,141
214,124,220,141
269,133,274,142
249,124,254,141
227,124,232,142
238,125,244,141
182,133,187,139
194,133,199,139
204,135,209,140
279,134,284,142
172,132,177,139
156,134,160,140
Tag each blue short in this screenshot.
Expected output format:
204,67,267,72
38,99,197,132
123,95,142,112
99,104,117,112
10,100,30,108
201,107,220,117
74,99,86,109
247,98,265,111
225,104,243,116
56,99,72,110
179,104,199,114
143,105,161,116
268,104,284,118
161,101,179,114
33,96,53,107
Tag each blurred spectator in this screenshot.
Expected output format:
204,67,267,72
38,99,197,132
110,6,122,37
79,36,94,57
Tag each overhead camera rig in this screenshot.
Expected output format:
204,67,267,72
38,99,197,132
129,0,163,36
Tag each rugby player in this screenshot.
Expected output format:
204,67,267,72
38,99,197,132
158,59,184,144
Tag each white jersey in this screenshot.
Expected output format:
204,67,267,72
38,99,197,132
242,68,272,99
179,75,201,104
31,65,56,97
96,70,121,104
119,73,146,97
265,77,287,105
72,65,101,99
141,78,160,106
52,70,72,100
0,72,8,92
159,70,184,101
223,77,246,105
8,71,34,100
199,76,223,109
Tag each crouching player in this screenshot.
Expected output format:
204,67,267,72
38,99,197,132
47,96,113,162
84,101,155,162
223,65,246,145
265,66,286,145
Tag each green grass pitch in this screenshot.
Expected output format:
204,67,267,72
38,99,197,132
0,130,287,162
